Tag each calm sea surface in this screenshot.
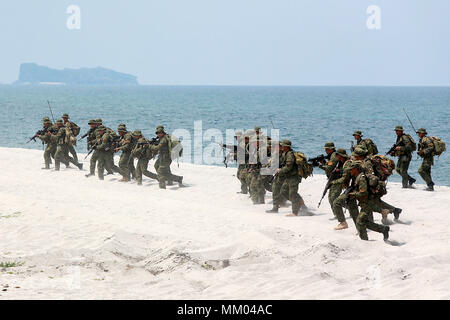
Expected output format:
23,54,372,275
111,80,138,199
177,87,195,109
1,85,449,186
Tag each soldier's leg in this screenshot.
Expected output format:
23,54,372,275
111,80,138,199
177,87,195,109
396,158,409,188
128,155,136,179
118,151,131,180
43,146,52,169
142,158,159,180
257,174,266,204
68,145,78,163
334,194,358,225
418,159,433,185
270,176,284,211
135,159,144,185
156,162,171,189
107,151,120,173
89,150,99,175
287,176,302,214
97,152,106,180
54,146,63,171
328,184,342,217
237,164,248,194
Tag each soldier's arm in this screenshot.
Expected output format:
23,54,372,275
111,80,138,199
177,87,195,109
278,151,294,176
319,153,338,176
353,175,368,199
97,134,109,150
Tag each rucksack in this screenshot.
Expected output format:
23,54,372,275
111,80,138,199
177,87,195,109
366,174,387,197
363,138,379,155
405,134,417,152
294,152,314,179
168,134,183,159
369,155,395,181
64,126,77,146
430,137,446,156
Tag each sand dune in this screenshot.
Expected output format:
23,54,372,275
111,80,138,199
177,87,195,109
0,147,449,299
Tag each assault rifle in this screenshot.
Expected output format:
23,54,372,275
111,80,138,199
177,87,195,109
136,137,160,148
84,144,97,160
317,166,342,208
386,140,403,156
26,126,56,143
350,141,355,153
79,128,95,141
344,184,355,210
308,154,326,167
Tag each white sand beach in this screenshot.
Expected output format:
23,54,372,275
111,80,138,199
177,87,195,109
0,147,449,299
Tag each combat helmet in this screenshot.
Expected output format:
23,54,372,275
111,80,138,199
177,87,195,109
323,141,335,150
417,128,427,134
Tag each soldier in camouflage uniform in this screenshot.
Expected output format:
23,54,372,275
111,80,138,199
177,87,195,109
85,119,104,177
318,142,340,218
131,130,159,186
53,119,83,171
248,135,266,204
236,130,251,194
62,113,80,163
97,119,121,175
37,117,58,169
266,139,304,216
347,161,390,241
417,128,435,191
325,148,349,230
95,125,119,180
150,126,184,189
390,126,416,188
115,124,137,182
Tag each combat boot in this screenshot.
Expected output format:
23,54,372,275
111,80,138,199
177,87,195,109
393,208,402,221
265,207,279,213
383,226,390,241
118,177,130,182
85,173,94,178
425,182,434,191
77,163,83,170
178,176,185,187
408,177,416,187
334,221,348,230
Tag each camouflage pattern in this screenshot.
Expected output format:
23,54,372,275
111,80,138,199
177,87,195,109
151,133,182,188
418,135,435,185
53,125,81,170
393,133,416,188
96,131,119,179
352,171,388,240
132,137,158,185
117,131,136,180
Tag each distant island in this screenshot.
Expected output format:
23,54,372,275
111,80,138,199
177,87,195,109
15,63,138,86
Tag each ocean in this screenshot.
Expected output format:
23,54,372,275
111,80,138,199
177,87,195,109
1,85,449,186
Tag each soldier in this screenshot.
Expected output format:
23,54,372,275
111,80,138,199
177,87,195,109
97,119,121,175
131,130,158,186
53,119,83,171
85,119,108,178
248,135,266,204
37,117,57,169
95,125,119,180
62,113,80,162
318,142,339,219
389,126,416,188
352,130,378,156
266,139,304,216
347,161,390,241
326,148,349,230
417,128,435,191
115,124,137,182
150,125,184,189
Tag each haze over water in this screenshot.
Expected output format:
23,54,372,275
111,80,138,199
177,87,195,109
1,85,449,186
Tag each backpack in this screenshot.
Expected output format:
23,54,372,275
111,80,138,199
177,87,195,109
369,155,395,181
363,138,378,155
366,174,387,197
294,152,314,179
168,134,183,159
405,134,417,152
64,126,77,146
430,137,446,156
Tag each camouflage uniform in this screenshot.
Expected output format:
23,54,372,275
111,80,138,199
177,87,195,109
417,128,435,187
248,137,266,204
269,140,303,215
151,126,183,188
62,113,80,162
392,126,416,188
53,119,82,171
349,162,389,241
86,119,101,176
318,142,340,217
132,132,159,185
37,118,58,169
116,125,136,181
95,126,117,180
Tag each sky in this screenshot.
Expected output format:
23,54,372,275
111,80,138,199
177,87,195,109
0,0,449,86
